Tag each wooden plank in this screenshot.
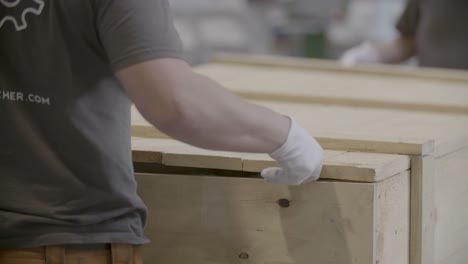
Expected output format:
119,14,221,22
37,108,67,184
433,147,468,264
132,137,410,183
196,63,468,115
242,152,411,183
317,136,433,156
132,100,450,156
132,137,244,171
375,170,411,264
241,151,345,173
410,155,436,264
131,106,436,157
432,134,468,158
213,53,468,83
324,152,410,183
132,124,432,156
252,101,466,157
136,171,410,264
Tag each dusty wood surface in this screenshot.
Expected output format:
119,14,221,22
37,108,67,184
136,171,410,264
132,137,410,183
433,147,468,264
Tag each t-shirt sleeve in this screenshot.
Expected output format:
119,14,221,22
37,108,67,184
396,0,420,37
93,0,184,71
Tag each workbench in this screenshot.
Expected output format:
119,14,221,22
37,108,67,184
131,54,468,264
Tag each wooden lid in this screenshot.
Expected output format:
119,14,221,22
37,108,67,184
132,137,410,183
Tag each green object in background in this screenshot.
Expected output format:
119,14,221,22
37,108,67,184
303,31,327,59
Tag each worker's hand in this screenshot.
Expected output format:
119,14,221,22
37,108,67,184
261,117,324,185
340,41,382,67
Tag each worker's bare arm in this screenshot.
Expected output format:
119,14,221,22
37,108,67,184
117,58,324,185
379,35,416,64
116,58,290,153
341,35,416,66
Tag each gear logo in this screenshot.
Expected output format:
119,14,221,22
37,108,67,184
0,0,45,31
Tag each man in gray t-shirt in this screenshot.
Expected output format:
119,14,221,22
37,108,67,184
341,0,468,69
0,0,323,259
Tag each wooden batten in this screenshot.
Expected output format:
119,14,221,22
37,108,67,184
433,147,468,263
132,137,410,183
196,63,468,115
132,100,468,158
213,53,468,83
196,58,468,115
131,124,433,157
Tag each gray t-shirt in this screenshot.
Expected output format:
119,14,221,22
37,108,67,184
396,0,468,69
0,0,182,247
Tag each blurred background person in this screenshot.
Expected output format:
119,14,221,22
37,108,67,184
169,0,467,70
169,0,404,64
341,0,468,69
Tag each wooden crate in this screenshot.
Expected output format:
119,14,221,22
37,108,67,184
131,54,468,264
133,140,411,264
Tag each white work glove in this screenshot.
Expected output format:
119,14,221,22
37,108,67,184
340,41,382,67
261,117,324,185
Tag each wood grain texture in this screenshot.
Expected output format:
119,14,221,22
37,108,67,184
132,123,433,156
213,53,468,83
434,147,468,264
132,101,468,157
375,170,411,264
132,137,410,183
136,171,410,264
197,63,468,115
132,137,244,171
410,156,436,264
252,101,466,157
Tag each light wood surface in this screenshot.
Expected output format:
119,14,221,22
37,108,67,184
132,137,410,183
136,171,410,264
132,100,468,157
375,170,411,264
213,53,468,83
434,147,468,264
132,55,468,264
254,101,468,157
196,62,468,115
410,156,436,264
132,124,433,156
194,55,468,156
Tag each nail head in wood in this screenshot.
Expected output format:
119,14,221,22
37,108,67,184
238,252,249,259
277,198,290,208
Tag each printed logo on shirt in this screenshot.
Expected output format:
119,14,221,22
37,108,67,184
0,90,51,105
0,0,45,31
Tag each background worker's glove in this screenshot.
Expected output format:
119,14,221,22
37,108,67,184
340,41,382,67
261,117,324,185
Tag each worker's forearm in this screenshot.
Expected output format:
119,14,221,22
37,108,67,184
151,73,290,153
119,59,324,185
378,36,416,64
